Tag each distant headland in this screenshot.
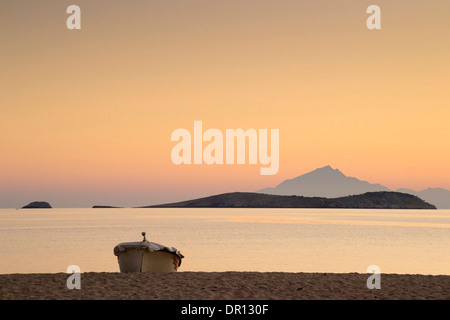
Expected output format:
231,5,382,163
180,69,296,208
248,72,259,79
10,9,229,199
257,165,450,209
143,191,436,209
21,201,52,209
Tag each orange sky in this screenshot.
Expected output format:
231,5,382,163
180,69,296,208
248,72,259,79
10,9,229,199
1,1,449,207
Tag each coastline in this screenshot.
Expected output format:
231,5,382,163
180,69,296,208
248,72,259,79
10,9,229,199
0,272,448,300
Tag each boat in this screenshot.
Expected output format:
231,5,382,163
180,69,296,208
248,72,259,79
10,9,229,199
113,232,184,273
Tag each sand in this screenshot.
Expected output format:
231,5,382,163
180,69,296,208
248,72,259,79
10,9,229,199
0,272,448,300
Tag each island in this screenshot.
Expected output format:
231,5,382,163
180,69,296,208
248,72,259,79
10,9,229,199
92,205,123,208
142,191,436,209
21,201,52,209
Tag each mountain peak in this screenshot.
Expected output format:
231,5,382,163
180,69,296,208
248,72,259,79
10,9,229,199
317,165,334,171
309,165,344,177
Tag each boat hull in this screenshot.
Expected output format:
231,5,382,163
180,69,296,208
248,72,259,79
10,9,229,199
117,249,180,273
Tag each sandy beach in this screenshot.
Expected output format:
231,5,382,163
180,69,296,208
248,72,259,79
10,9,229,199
0,272,448,300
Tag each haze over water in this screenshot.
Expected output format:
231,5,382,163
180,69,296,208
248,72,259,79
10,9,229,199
0,208,449,275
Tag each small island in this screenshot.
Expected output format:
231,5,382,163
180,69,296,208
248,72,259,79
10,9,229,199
143,191,436,209
92,205,123,208
21,201,52,209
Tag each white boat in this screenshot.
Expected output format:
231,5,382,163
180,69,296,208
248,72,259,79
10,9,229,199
113,232,184,273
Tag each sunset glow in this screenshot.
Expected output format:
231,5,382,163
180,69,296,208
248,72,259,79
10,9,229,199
1,1,450,207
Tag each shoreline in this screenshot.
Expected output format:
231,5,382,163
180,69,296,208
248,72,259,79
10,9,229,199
1,272,449,300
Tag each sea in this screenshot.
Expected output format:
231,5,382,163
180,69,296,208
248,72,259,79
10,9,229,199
0,208,449,275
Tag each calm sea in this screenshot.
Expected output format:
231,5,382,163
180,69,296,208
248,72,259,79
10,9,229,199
0,208,449,275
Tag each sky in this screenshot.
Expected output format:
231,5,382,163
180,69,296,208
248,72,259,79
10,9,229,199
1,1,449,207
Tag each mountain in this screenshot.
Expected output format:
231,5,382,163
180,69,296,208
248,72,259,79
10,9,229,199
258,165,389,198
146,192,436,209
21,201,52,209
257,166,450,209
397,188,450,209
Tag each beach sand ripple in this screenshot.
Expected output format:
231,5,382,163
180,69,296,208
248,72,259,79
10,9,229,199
0,272,448,300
